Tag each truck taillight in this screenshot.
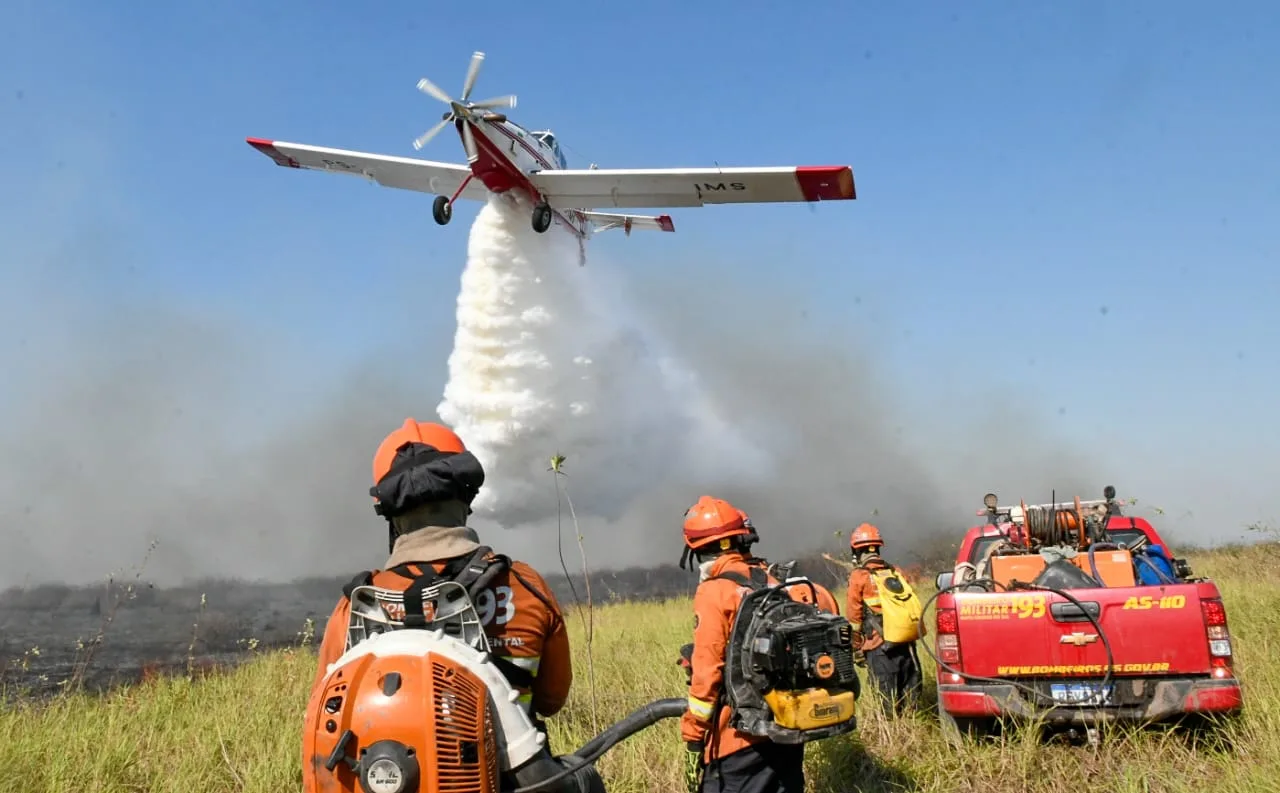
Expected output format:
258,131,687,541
1201,597,1234,677
938,634,961,664
1202,598,1226,627
935,607,963,679
937,607,958,634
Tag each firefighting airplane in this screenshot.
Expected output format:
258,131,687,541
245,51,857,266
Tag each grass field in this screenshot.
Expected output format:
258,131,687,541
2,540,1278,793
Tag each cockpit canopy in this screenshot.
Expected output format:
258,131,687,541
531,129,567,169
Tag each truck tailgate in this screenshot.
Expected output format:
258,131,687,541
952,583,1211,678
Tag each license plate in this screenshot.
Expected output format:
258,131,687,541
1050,682,1113,705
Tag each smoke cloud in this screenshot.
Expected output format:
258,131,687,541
0,193,1149,591
433,195,1113,571
436,197,1042,567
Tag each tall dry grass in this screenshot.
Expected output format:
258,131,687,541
0,542,1276,792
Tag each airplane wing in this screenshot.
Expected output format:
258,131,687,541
529,165,854,210
579,210,675,234
244,138,490,202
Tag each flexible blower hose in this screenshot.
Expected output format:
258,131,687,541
511,698,688,793
568,697,688,762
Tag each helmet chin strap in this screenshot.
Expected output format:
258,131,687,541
388,519,400,555
852,546,882,563
681,536,757,571
680,545,718,571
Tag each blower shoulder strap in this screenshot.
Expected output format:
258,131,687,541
342,571,374,600
399,549,536,691
340,546,506,624
339,548,535,690
400,545,504,628
710,565,770,590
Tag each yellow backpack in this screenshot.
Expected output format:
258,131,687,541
866,565,925,646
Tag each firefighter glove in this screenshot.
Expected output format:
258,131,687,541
684,741,705,793
854,649,867,668
677,643,694,685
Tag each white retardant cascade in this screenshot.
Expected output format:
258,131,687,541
435,194,591,519
435,193,772,529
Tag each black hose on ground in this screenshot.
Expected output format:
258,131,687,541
510,698,687,793
916,576,1116,709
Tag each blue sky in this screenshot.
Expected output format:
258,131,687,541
4,0,1280,550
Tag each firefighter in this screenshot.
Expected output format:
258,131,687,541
846,522,924,715
309,418,574,725
679,496,839,793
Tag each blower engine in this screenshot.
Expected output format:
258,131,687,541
303,580,684,793
719,577,860,743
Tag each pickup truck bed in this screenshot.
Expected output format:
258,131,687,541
934,580,1242,728
932,510,1243,736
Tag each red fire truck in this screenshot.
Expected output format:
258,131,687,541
929,487,1243,744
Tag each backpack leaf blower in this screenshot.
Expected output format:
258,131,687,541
303,579,685,793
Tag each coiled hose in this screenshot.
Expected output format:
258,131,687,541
1023,505,1079,547
511,698,687,793
916,577,1116,709
1130,548,1179,585
1024,504,1112,549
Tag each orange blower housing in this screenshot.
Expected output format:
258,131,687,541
301,579,613,793
304,642,501,793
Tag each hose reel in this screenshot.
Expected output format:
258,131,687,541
1020,496,1110,550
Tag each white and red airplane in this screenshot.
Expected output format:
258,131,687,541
246,51,856,266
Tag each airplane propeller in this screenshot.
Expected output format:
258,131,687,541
412,51,517,162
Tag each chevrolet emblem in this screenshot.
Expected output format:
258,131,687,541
1060,632,1099,646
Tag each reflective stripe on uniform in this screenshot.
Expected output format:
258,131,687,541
850,621,863,631
687,695,714,721
865,597,881,607
500,655,540,710
500,655,542,675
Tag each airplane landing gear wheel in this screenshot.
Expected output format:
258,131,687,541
433,195,453,226
532,202,553,233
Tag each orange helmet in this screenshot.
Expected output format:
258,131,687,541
679,496,759,570
850,522,883,551
368,419,484,527
372,418,467,485
683,495,751,551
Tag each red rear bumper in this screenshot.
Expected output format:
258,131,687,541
938,677,1243,725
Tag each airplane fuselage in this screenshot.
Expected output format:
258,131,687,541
457,116,590,239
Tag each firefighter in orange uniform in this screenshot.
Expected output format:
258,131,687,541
846,522,923,715
679,497,839,793
309,418,574,727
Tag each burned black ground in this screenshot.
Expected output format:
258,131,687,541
0,552,871,699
